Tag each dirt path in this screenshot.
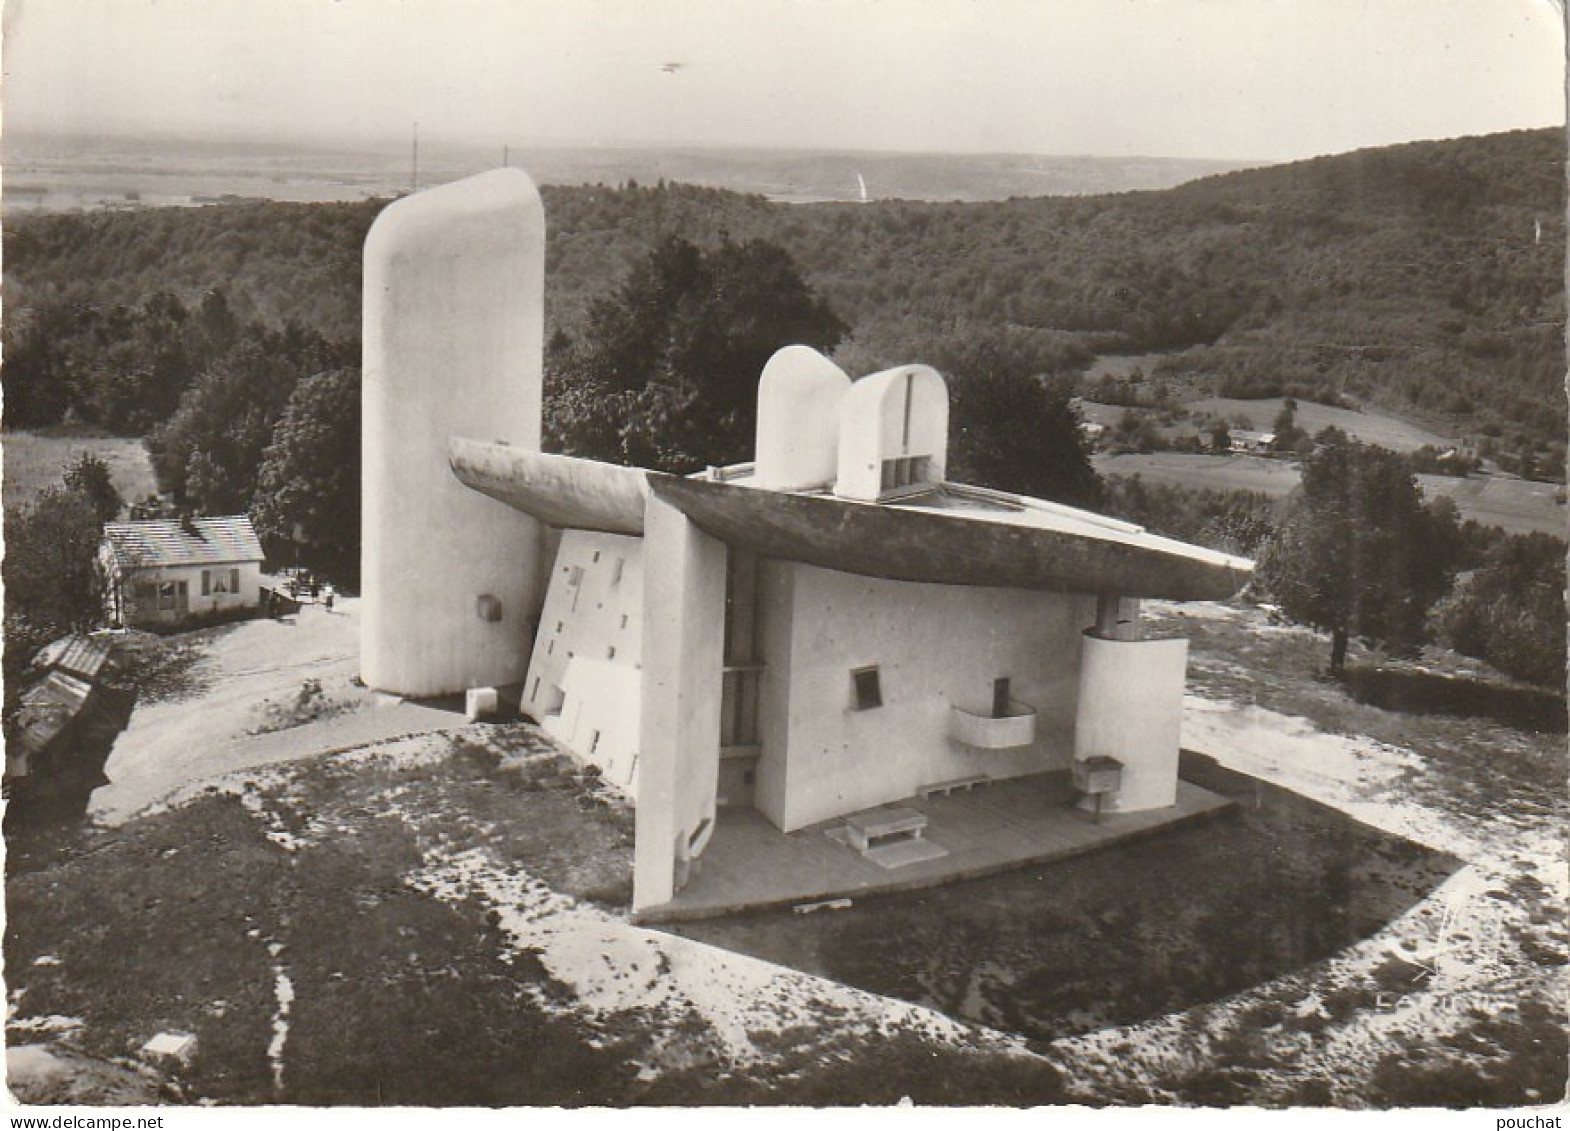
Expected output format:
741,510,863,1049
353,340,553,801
92,598,466,824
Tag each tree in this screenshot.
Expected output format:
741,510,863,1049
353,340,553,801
1258,430,1459,674
146,340,304,512
1430,531,1567,686
545,236,846,471
940,340,1103,507
62,453,124,524
1272,397,1305,452
251,368,362,583
4,486,107,696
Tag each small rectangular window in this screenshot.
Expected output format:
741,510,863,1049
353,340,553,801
201,571,212,597
851,665,882,711
589,730,601,754
611,558,625,585
591,550,601,563
607,645,616,660
619,613,629,630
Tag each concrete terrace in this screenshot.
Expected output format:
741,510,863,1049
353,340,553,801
636,768,1235,923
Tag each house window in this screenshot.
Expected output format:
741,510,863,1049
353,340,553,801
851,665,883,711
157,580,187,612
201,568,241,596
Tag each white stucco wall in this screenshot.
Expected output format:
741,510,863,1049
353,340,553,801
753,346,852,491
755,562,1094,832
361,168,546,697
119,562,262,627
521,530,644,791
834,365,949,502
633,495,727,912
1074,632,1189,812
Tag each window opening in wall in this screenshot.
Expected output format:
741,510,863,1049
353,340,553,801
901,369,914,448
851,665,883,710
611,558,625,585
592,550,601,563
555,621,563,634
530,677,540,700
993,677,1012,718
202,569,239,596
607,645,616,660
589,730,601,754
620,613,629,630
687,817,712,851
547,639,555,655
880,455,931,493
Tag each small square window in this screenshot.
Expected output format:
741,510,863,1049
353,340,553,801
851,666,882,711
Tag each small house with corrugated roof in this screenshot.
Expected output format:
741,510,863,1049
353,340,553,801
101,514,266,628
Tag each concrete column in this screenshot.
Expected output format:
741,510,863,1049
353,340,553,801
1094,593,1142,641
633,493,728,914
361,169,546,697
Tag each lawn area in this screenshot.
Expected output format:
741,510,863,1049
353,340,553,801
1094,452,1567,537
3,430,158,511
1186,397,1453,453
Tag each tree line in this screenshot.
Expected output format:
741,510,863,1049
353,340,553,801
7,128,1563,452
3,127,1563,695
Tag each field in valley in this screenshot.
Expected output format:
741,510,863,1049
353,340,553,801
3,431,158,511
1095,452,1567,537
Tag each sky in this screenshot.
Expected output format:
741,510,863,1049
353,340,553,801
3,0,1565,161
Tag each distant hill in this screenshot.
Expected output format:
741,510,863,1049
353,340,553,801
3,131,1251,209
4,129,1563,455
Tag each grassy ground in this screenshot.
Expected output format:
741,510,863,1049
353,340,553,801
6,728,1061,1106
2,431,158,511
1094,452,1567,536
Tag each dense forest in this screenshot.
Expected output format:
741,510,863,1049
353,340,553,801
5,128,1564,455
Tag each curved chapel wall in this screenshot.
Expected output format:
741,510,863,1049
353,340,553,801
753,346,852,491
834,365,948,501
361,169,545,696
1074,633,1189,812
